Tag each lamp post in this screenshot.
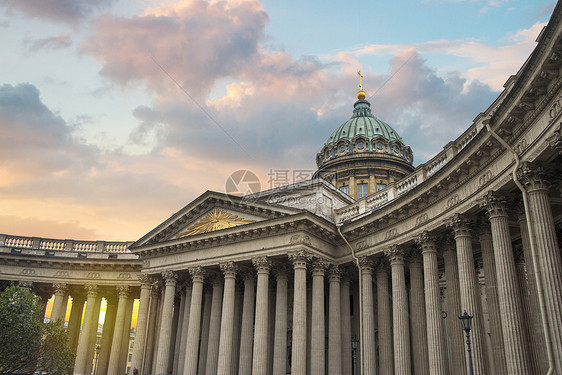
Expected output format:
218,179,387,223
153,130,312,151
351,336,359,375
458,311,474,375
92,345,101,375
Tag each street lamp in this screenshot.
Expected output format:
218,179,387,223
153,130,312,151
458,311,474,375
351,336,359,375
92,345,101,375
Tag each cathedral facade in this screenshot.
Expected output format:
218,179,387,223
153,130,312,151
2,3,562,375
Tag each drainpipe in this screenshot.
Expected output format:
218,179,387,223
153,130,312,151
483,118,555,375
337,224,364,375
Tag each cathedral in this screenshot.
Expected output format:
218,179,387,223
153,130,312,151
2,2,562,375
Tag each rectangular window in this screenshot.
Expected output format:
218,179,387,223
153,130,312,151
357,183,368,199
376,183,387,192
339,185,349,195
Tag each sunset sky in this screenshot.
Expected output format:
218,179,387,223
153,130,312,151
0,0,556,241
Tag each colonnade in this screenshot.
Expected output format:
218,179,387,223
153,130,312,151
123,164,562,375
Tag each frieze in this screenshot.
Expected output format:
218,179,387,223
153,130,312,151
446,194,460,208
415,213,429,227
549,94,562,122
21,268,35,276
117,272,132,280
478,170,493,187
355,240,369,251
384,228,398,240
87,272,101,279
289,234,311,246
54,270,70,278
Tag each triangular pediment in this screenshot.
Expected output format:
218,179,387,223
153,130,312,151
130,191,302,249
174,208,257,238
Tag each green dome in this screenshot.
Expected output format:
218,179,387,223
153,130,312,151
317,98,413,167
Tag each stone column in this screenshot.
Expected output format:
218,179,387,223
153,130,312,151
376,260,393,375
98,297,118,375
74,284,100,375
198,285,212,375
177,282,192,375
518,162,562,374
169,296,181,372
183,266,206,375
172,289,186,374
205,274,224,375
480,192,531,373
238,270,256,375
231,282,243,373
310,258,328,375
118,296,134,375
417,232,448,375
358,256,377,375
340,272,353,375
447,214,488,374
273,266,289,375
408,251,430,375
217,262,238,375
153,271,178,375
328,265,342,375
131,275,153,374
477,224,508,375
385,245,411,375
67,293,85,354
108,286,131,375
517,209,548,373
251,256,271,374
85,293,103,375
289,250,311,375
50,283,67,322
441,239,466,375
143,285,160,375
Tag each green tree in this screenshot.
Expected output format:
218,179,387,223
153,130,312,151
0,284,75,375
0,284,43,375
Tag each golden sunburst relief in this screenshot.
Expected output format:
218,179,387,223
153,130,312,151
177,208,256,237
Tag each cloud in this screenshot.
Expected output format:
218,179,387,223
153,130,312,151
0,0,117,23
0,83,99,181
26,34,72,51
81,0,269,97
343,22,544,91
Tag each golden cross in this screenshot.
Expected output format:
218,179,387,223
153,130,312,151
358,70,364,90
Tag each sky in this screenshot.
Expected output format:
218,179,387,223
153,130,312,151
0,0,557,241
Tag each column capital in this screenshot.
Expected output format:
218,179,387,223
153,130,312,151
188,266,206,283
446,213,472,238
252,256,271,274
328,265,342,282
513,243,525,264
18,280,33,289
138,274,153,288
311,257,329,275
384,245,406,265
374,257,391,274
117,285,130,298
358,256,375,272
517,161,553,192
272,264,291,279
84,283,99,298
220,261,238,278
53,282,67,295
477,219,493,240
474,257,484,272
479,191,511,219
288,250,312,269
239,267,256,282
416,231,437,253
162,270,178,286
407,249,423,266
